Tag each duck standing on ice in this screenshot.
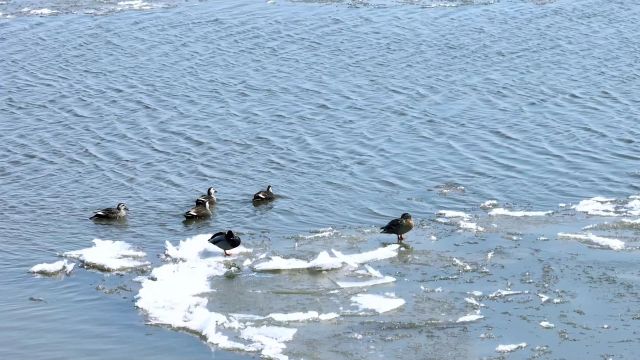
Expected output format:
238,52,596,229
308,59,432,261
208,230,241,256
380,213,414,242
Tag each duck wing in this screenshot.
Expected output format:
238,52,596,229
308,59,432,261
380,218,402,233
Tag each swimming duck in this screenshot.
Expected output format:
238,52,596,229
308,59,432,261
184,198,211,219
90,203,128,220
208,230,241,256
198,187,217,207
253,185,275,202
380,213,414,242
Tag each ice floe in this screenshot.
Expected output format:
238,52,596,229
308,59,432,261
351,293,405,314
437,210,484,232
495,342,527,353
488,208,552,217
488,289,528,299
267,311,339,322
164,233,252,261
336,264,396,288
29,259,75,275
456,313,484,323
64,239,148,271
481,200,498,209
540,321,555,329
557,232,625,250
573,197,617,216
253,244,399,272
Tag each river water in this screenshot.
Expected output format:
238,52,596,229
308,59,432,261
2,0,640,359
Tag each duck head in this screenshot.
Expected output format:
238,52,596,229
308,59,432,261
400,213,412,220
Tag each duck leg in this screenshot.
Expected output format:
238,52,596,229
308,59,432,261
224,250,230,256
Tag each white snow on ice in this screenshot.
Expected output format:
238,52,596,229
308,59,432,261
350,293,405,314
496,342,527,353
489,208,552,217
557,232,625,250
64,239,148,271
29,259,75,275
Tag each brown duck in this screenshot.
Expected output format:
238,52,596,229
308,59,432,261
380,213,414,242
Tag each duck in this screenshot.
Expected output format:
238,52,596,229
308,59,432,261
253,185,275,202
184,198,211,219
380,213,414,242
90,203,128,220
198,187,217,207
208,230,241,256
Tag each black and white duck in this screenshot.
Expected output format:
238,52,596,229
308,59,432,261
208,230,241,256
198,187,217,207
252,185,275,202
90,203,128,220
184,198,211,219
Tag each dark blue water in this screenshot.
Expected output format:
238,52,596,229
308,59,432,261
2,0,640,359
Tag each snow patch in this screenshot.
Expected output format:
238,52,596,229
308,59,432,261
64,239,148,271
30,259,75,275
557,232,625,250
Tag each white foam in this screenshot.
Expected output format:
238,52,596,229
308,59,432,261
253,245,399,272
625,199,640,215
496,342,527,353
456,314,484,323
557,232,625,250
29,259,75,275
64,239,148,271
540,321,555,329
350,293,405,313
489,208,552,217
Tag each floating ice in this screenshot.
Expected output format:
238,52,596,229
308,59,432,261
29,259,75,275
481,200,498,209
557,232,625,250
267,311,339,322
458,220,484,232
117,0,153,10
489,208,552,217
573,196,617,216
437,210,470,219
489,289,527,299
28,8,57,16
164,233,252,260
137,237,295,360
626,198,640,216
464,297,484,307
538,293,550,303
299,228,339,239
336,276,396,288
453,258,473,271
496,342,527,353
456,313,484,323
64,239,148,271
253,245,399,272
351,293,405,313
540,321,555,329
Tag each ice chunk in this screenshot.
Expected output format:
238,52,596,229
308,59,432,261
437,210,470,219
253,245,399,272
453,258,473,271
351,293,405,313
538,293,550,303
64,239,148,271
489,208,552,217
540,321,555,328
573,197,617,216
336,276,396,288
240,326,297,360
164,233,252,260
489,289,527,299
268,311,319,322
456,314,484,323
481,200,498,209
459,221,484,232
557,232,625,250
496,343,527,353
29,259,75,275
